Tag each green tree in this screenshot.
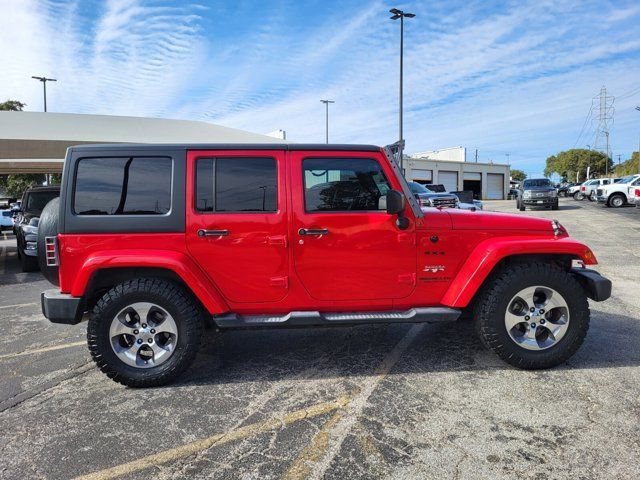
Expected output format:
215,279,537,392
544,149,612,182
613,152,639,177
0,174,46,198
0,100,26,111
510,169,526,182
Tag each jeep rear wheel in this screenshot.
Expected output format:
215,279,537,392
474,262,589,369
88,278,203,387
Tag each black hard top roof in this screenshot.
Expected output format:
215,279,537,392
68,143,381,152
26,185,61,191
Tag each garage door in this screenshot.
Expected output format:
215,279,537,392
438,171,458,193
463,172,481,181
411,169,432,182
487,173,504,199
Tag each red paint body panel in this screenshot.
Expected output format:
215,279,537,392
56,147,601,316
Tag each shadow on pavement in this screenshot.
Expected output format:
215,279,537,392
173,309,639,388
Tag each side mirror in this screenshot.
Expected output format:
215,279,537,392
385,190,405,215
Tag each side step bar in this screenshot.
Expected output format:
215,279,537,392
213,307,461,329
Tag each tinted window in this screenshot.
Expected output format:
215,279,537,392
195,157,277,212
25,191,59,213
74,157,172,215
303,158,391,212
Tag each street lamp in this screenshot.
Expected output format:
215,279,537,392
31,76,57,112
320,100,335,144
390,8,415,170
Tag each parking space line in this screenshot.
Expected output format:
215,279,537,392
0,302,39,310
0,341,85,360
74,394,351,480
281,324,425,480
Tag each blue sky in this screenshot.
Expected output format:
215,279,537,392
1,0,639,176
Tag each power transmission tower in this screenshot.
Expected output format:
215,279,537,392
592,86,614,175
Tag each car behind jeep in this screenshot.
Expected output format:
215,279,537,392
15,185,60,271
516,178,558,211
39,143,611,387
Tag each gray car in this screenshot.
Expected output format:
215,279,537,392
517,178,558,211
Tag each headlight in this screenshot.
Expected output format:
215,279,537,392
22,224,38,235
549,190,557,197
523,191,531,199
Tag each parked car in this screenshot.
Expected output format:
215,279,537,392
408,182,459,208
39,143,610,387
516,178,558,211
14,185,60,271
558,182,580,197
631,185,640,208
0,209,14,231
595,174,640,207
451,190,484,210
575,178,614,201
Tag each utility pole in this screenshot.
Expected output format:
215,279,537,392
636,106,640,174
320,100,334,144
390,8,415,170
474,148,478,163
505,153,510,165
31,76,57,112
617,154,621,165
592,85,614,174
605,131,610,176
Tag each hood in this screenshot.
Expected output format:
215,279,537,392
446,208,553,231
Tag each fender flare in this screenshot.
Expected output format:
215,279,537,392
71,249,229,314
440,236,597,308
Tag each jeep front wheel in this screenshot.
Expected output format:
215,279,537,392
88,278,203,387
474,262,589,369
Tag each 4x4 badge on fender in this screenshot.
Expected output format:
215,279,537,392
423,265,445,273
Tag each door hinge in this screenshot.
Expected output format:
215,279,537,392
267,235,288,247
398,273,416,285
269,276,289,288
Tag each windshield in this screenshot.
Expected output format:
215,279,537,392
616,175,638,184
424,184,446,193
408,182,429,194
25,191,58,213
523,179,551,188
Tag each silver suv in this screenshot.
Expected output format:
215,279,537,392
517,178,558,211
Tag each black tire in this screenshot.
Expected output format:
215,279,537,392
573,192,583,201
519,202,525,211
37,197,60,285
608,193,626,208
88,278,204,387
20,249,39,272
552,202,559,210
474,262,589,369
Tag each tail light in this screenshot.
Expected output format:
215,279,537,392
635,188,640,198
581,186,586,191
45,236,58,266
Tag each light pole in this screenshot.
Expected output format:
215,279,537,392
636,106,640,174
31,76,57,112
505,153,510,165
390,8,415,170
320,100,334,144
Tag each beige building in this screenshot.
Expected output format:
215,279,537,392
405,147,510,200
0,112,282,174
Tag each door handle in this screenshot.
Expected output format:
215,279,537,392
298,228,329,236
197,229,229,237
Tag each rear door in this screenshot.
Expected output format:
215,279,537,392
186,149,289,303
290,150,416,302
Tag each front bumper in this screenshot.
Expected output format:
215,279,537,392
41,289,84,324
596,196,607,203
522,198,557,206
571,268,612,302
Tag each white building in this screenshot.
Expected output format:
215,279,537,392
405,147,510,200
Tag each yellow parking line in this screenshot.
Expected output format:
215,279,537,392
0,302,39,310
0,341,85,360
74,394,351,480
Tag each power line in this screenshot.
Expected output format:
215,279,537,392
573,102,594,148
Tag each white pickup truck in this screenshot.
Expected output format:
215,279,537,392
596,174,640,207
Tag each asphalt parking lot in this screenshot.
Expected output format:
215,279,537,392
1,198,639,480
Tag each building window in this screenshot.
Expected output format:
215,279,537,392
196,157,277,212
303,158,391,212
74,157,172,215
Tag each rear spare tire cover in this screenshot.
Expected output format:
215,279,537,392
37,197,60,286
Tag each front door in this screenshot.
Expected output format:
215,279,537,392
186,150,289,303
290,151,416,302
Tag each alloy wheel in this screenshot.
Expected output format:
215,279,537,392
504,286,570,350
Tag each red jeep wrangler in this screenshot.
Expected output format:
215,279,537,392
39,143,611,387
